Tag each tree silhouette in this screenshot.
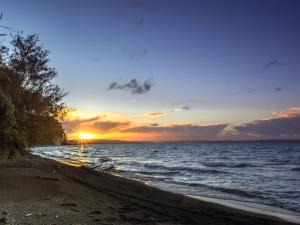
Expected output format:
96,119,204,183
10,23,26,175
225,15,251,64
0,32,67,158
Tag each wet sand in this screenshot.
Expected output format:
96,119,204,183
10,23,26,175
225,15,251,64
0,154,298,225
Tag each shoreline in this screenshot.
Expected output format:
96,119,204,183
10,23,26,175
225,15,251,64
74,163,300,224
102,163,300,223
189,195,300,224
0,154,299,225
34,150,300,222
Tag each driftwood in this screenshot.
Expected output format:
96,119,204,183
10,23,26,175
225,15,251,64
90,156,114,171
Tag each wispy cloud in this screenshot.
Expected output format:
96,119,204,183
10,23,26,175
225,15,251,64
132,17,145,30
171,106,191,112
108,78,153,95
263,60,281,70
181,106,191,111
274,86,283,92
146,112,168,117
121,48,148,61
92,121,131,132
63,114,131,135
248,88,256,94
144,106,191,117
127,0,156,12
91,57,99,63
128,0,144,8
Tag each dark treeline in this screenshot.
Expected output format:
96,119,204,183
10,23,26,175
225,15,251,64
0,33,67,158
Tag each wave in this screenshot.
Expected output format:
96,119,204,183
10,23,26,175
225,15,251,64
137,170,181,176
211,186,262,198
202,161,255,168
266,159,291,166
143,163,231,174
167,180,262,198
291,167,300,171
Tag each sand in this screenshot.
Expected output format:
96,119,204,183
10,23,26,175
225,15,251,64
0,154,298,225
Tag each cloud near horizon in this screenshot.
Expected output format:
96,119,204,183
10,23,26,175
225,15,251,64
63,114,131,139
63,106,300,141
234,107,300,139
122,123,228,141
63,110,228,141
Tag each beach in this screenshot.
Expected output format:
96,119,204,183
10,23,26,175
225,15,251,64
0,154,298,225
33,142,300,217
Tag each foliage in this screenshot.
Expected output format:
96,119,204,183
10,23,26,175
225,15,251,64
0,33,67,157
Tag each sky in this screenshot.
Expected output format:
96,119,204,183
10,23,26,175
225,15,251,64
1,0,300,141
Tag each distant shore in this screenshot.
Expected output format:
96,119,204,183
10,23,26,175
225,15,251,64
64,139,300,145
0,154,298,225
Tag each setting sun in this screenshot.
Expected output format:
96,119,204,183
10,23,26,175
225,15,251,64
78,133,95,140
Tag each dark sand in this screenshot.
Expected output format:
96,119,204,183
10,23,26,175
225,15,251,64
0,154,298,225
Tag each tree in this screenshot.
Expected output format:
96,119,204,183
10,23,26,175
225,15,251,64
0,90,17,154
0,33,67,157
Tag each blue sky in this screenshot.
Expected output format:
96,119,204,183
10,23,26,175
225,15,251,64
1,0,300,140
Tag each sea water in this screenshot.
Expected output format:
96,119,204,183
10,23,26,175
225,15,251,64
32,141,300,216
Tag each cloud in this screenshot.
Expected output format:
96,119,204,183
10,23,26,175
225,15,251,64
135,18,145,25
171,106,191,112
263,60,281,70
132,18,145,29
127,0,156,12
248,88,256,94
274,86,283,92
122,124,228,141
146,112,168,117
234,107,300,139
128,0,144,8
181,106,191,111
108,78,153,95
122,48,148,61
63,116,102,133
271,107,300,119
92,121,131,132
144,106,191,118
63,115,131,134
63,106,300,141
175,2,193,13
91,57,99,63
143,106,191,118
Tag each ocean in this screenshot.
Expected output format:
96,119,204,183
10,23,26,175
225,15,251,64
32,141,300,216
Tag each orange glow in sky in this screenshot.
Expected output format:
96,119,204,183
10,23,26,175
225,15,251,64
78,133,95,140
62,106,300,142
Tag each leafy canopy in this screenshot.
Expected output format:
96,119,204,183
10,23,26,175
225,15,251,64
0,33,67,157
